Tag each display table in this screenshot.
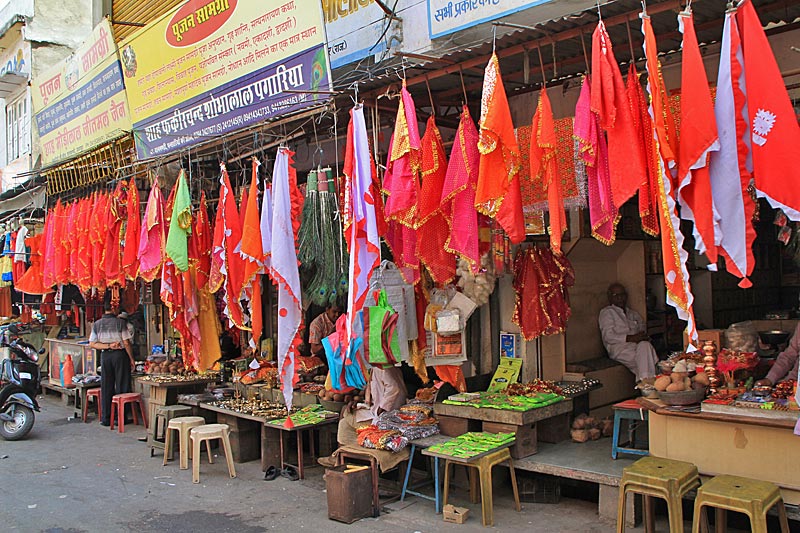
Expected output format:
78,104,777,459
138,377,216,455
434,398,573,458
263,415,339,479
188,400,270,463
638,397,800,506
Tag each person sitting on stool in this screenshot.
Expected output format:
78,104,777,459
89,301,134,427
599,283,658,384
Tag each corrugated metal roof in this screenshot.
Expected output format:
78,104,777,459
111,0,184,42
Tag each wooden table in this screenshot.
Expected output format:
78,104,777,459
263,415,339,479
401,434,456,513
638,397,800,507
434,398,573,458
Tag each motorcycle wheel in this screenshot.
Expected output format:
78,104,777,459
0,404,35,440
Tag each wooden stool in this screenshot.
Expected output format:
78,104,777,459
692,475,790,533
612,399,649,459
163,416,205,469
110,393,148,433
442,447,521,527
335,448,381,518
155,405,192,456
190,423,236,484
83,388,102,422
618,456,700,533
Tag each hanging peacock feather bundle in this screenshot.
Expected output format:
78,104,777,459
297,170,322,293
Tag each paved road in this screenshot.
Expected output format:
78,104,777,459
0,396,615,532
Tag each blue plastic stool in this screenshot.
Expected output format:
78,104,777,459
611,399,649,459
400,435,450,513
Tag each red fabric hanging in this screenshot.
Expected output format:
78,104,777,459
416,116,455,285
590,21,647,207
122,178,141,281
529,88,565,254
626,64,660,237
105,183,126,286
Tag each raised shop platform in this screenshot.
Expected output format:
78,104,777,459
514,438,636,525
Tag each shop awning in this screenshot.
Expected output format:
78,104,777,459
0,184,45,218
0,70,27,99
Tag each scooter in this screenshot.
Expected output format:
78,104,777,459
0,331,43,440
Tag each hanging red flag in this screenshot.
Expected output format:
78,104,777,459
476,53,525,244
626,65,660,237
591,20,647,207
677,8,721,267
737,0,800,219
417,116,456,284
529,88,565,254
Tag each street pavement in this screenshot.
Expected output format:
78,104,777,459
0,395,620,532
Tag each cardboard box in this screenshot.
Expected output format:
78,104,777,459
443,504,470,524
684,329,724,351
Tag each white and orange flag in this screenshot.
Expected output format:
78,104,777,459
343,106,382,376
676,8,721,269
270,148,302,420
709,10,756,288
738,0,800,219
642,12,698,349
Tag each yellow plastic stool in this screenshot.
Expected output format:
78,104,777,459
190,423,236,484
617,456,700,533
162,416,205,470
692,475,790,533
442,447,521,527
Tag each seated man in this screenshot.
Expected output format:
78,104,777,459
598,283,658,383
756,322,800,387
308,303,342,356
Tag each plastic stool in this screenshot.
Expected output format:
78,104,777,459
442,447,522,527
152,406,194,458
692,475,790,533
109,393,148,433
163,416,205,469
617,456,700,533
190,423,236,484
83,388,102,422
612,399,649,459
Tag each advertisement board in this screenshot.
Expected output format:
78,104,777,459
31,19,131,165
121,0,331,159
428,0,550,38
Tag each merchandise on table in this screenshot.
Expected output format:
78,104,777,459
375,403,440,441
298,383,324,395
356,425,408,452
267,404,337,427
427,431,515,459
72,373,100,385
138,371,218,384
557,378,600,396
505,379,564,396
442,391,564,411
210,398,297,420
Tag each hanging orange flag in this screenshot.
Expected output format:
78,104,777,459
122,178,141,281
239,159,265,348
476,54,525,243
529,88,565,254
591,20,647,206
677,8,721,267
626,65,660,237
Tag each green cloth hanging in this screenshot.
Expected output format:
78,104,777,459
165,170,192,272
364,290,401,368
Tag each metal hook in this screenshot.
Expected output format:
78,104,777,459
492,25,497,53
458,65,468,106
424,75,435,117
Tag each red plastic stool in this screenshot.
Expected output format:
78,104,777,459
110,393,148,433
83,388,102,422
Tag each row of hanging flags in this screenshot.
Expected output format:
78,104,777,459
380,0,799,349
28,0,798,406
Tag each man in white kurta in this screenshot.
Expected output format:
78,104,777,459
598,283,658,382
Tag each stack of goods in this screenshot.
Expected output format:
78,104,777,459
375,403,439,441
210,398,296,420
298,383,324,396
145,357,190,376
72,374,101,385
505,379,563,396
267,404,337,427
138,371,217,384
443,391,564,411
653,359,709,393
356,426,408,452
427,432,515,459
558,378,601,396
295,355,327,382
317,388,364,404
415,385,438,403
570,414,613,443
704,379,798,412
